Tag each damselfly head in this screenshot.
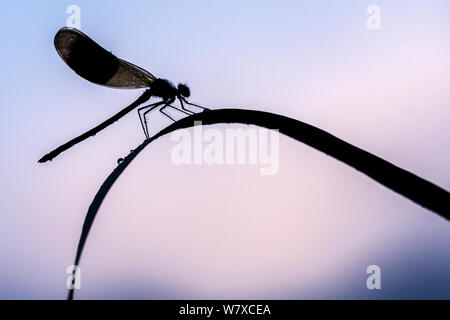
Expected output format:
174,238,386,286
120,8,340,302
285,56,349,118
177,83,190,98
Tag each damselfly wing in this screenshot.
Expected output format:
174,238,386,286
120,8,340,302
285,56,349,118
54,27,156,89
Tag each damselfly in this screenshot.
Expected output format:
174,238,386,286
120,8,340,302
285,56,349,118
38,27,207,163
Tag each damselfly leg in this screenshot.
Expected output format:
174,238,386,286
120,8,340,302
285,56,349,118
179,97,209,112
159,104,192,122
138,101,164,138
139,99,208,139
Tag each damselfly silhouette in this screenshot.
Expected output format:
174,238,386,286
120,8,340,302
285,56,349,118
38,27,207,163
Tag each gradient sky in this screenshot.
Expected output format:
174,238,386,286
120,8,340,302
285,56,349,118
0,1,449,299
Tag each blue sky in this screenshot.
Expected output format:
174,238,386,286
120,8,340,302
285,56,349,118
0,1,449,299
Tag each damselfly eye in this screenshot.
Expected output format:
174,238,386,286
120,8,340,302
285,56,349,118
177,83,190,97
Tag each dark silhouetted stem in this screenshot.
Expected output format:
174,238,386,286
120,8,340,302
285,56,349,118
67,108,450,300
